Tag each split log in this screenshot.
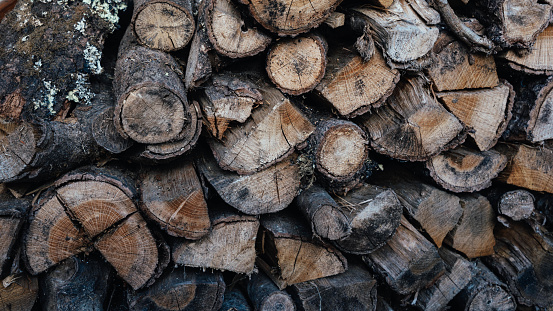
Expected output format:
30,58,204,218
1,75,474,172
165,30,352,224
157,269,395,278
359,76,465,162
498,190,535,221
444,193,495,258
294,184,352,241
208,76,314,175
39,255,110,311
197,153,301,215
313,46,399,118
425,146,508,193
127,267,225,311
484,219,553,308
330,183,402,254
246,271,296,311
501,25,553,75
198,72,262,140
0,273,38,311
362,216,445,295
257,211,347,289
436,81,514,151
495,143,553,193
202,0,271,58
323,11,345,29
407,0,441,25
172,204,259,274
243,0,343,36
0,195,31,277
266,33,327,95
288,261,378,311
220,287,251,311
139,159,211,239
131,0,195,51
184,24,215,91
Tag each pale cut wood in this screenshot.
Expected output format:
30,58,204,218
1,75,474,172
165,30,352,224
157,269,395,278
247,271,296,311
314,46,399,118
359,76,465,161
366,0,393,8
323,11,345,28
407,0,440,25
498,190,535,221
172,205,259,274
503,25,553,75
184,24,214,91
0,273,38,311
426,146,508,193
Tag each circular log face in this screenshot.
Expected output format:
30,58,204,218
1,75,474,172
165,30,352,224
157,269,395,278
134,1,195,51
121,86,185,144
318,126,367,178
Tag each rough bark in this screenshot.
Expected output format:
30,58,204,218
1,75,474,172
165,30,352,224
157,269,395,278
501,25,553,75
246,271,296,311
0,195,31,277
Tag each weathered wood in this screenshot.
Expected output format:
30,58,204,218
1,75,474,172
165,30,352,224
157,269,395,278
0,195,31,277
172,204,259,274
407,0,441,25
132,0,195,51
359,76,465,161
219,287,251,311
184,24,215,91
294,184,351,241
197,153,301,215
498,190,535,221
247,271,296,311
89,96,134,154
331,184,402,254
444,193,495,258
323,11,345,28
314,46,399,118
140,159,211,239
127,267,225,311
266,33,327,95
362,216,445,295
288,261,378,311
502,25,553,75
426,146,508,193
0,273,38,311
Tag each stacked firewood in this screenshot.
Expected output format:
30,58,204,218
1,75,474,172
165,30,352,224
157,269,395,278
1,0,553,309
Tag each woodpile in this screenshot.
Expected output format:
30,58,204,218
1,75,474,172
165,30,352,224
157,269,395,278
1,0,553,309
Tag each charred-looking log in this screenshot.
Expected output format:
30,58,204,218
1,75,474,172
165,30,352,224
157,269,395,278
495,143,553,193
246,271,296,311
208,76,314,175
127,267,226,311
257,211,347,289
24,166,165,290
359,76,465,162
140,159,211,239
266,33,327,95
202,0,271,58
220,287,252,311
484,219,553,308
414,248,474,311
350,1,439,64
362,216,445,295
473,0,551,49
131,0,195,51
0,273,38,311
330,184,402,254
39,255,110,311
172,204,259,274
437,81,514,151
197,153,301,215
314,46,399,118
426,146,508,193
444,193,495,258
243,0,343,36
294,184,352,241
453,261,516,311
288,261,378,311
497,190,535,221
501,25,553,75
198,73,263,140
0,195,31,277
114,31,201,161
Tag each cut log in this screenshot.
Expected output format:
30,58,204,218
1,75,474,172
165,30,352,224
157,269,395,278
89,99,134,155
246,271,296,311
362,216,445,295
172,204,259,274
288,261,378,311
127,267,226,311
313,46,399,118
330,183,402,254
244,0,343,36
437,81,514,151
266,33,327,95
484,219,553,308
498,190,535,221
257,211,347,289
184,24,215,91
140,159,211,239
0,195,31,277
208,76,314,175
425,146,508,193
203,0,271,58
495,143,553,193
39,255,110,311
501,25,553,75
294,184,352,241
351,1,439,64
0,273,38,311
131,0,195,51
323,11,345,29
197,153,301,215
359,76,465,161
219,287,252,311
444,193,495,258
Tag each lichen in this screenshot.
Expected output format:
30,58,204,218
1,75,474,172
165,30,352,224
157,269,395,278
74,17,86,35
82,0,127,31
84,42,103,75
33,81,59,115
66,73,93,105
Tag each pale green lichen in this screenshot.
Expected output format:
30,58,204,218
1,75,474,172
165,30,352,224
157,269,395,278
33,81,59,115
66,73,93,105
82,0,127,31
84,42,103,74
74,17,87,35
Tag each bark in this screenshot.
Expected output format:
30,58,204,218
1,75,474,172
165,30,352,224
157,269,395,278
246,271,296,311
0,273,38,311
501,25,553,75
0,195,31,277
